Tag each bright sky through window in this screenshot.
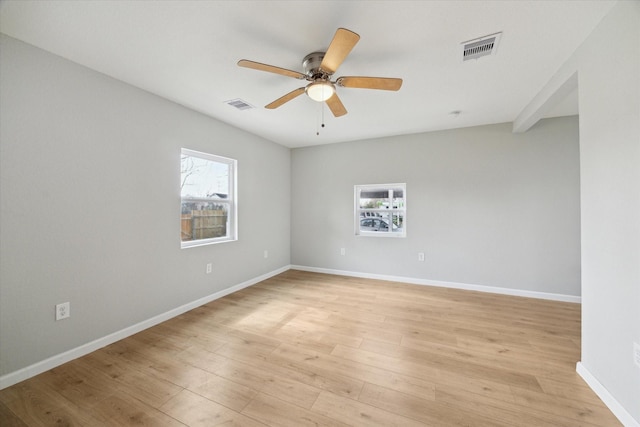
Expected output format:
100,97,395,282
181,156,229,198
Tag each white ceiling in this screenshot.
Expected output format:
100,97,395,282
0,1,614,148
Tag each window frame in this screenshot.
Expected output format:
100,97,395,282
354,183,406,238
180,148,237,248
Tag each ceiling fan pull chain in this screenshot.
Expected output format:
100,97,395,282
317,101,326,136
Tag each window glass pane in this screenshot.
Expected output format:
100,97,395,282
181,202,229,241
358,216,378,232
391,187,404,209
377,213,391,232
392,212,404,232
359,188,389,210
359,212,401,233
181,156,229,199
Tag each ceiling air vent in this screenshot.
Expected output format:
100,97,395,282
225,98,254,111
461,32,502,61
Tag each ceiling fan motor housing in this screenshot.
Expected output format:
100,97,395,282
303,52,330,80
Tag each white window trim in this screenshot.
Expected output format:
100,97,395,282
181,148,237,248
354,183,406,238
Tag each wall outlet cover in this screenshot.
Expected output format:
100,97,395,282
55,302,70,321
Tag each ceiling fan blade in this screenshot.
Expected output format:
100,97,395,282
337,76,403,91
325,93,347,117
320,28,360,75
265,87,306,109
237,59,305,79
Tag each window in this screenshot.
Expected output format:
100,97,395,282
355,183,406,237
181,148,237,248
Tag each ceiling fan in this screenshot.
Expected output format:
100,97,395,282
237,28,402,117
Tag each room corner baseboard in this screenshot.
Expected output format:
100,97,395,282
290,265,581,303
576,362,639,427
0,265,290,391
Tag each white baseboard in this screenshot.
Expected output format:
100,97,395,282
577,362,639,427
290,265,581,303
0,265,290,391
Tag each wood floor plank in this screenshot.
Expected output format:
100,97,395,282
535,375,607,405
510,385,623,426
253,350,366,399
160,389,265,427
75,352,183,408
435,384,595,427
0,270,621,426
0,400,29,427
270,342,441,402
33,363,118,412
242,392,350,427
330,343,441,382
147,357,219,390
174,345,230,374
1,378,104,426
311,390,427,427
189,374,258,412
92,394,187,426
384,315,459,345
402,334,577,381
358,382,509,427
359,338,514,403
444,372,621,427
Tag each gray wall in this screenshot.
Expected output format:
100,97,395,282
573,2,639,422
0,35,291,376
291,118,581,297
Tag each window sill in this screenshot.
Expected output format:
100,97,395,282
181,237,237,249
356,232,406,238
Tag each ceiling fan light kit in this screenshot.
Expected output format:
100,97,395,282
237,28,402,117
305,81,335,102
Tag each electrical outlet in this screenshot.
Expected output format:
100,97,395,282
55,302,70,321
634,342,640,369
264,250,269,259
418,252,425,262
340,248,346,256
206,263,212,274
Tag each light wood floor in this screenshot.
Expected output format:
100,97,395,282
0,270,621,426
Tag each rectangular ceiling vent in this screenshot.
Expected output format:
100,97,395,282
225,98,254,111
461,32,502,61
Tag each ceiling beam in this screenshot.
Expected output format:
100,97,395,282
513,71,578,133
